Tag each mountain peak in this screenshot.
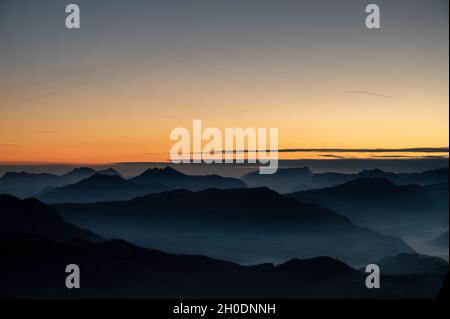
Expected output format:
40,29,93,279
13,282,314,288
78,173,126,185
61,167,98,183
140,166,184,177
96,168,120,176
2,171,29,177
360,168,386,174
357,169,397,178
67,167,96,174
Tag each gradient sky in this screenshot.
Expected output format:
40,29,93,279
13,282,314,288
0,0,448,163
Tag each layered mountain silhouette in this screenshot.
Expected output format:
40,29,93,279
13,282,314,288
288,177,448,238
358,167,448,183
311,167,449,190
0,167,123,198
0,235,444,298
0,194,100,242
0,172,68,198
37,174,169,204
130,166,247,191
2,166,446,198
1,166,246,201
62,167,120,182
56,187,414,266
243,167,448,193
0,187,445,299
373,253,448,275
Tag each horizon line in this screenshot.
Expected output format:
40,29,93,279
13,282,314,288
0,147,448,166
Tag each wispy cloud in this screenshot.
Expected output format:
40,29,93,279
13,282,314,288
212,147,449,154
320,154,348,159
372,155,414,158
276,147,449,153
347,90,394,99
373,154,449,159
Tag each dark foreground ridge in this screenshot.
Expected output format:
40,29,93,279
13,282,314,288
0,235,445,299
0,194,101,242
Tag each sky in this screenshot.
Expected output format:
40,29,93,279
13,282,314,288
0,0,448,164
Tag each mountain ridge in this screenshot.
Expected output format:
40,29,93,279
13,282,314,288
56,187,415,266
0,235,442,298
130,166,247,191
0,194,101,242
37,173,169,204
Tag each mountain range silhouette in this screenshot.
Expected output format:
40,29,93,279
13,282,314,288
0,234,444,298
0,172,68,197
130,166,247,191
287,177,448,239
243,167,449,193
37,174,169,203
55,187,415,266
0,165,447,298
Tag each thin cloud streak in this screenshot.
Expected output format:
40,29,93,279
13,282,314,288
347,90,394,98
195,147,449,154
